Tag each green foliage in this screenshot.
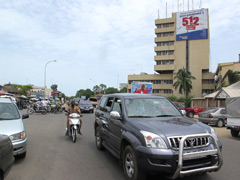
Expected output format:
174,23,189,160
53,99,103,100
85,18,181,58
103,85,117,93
173,67,196,97
227,70,240,85
13,84,32,96
105,87,119,94
167,95,194,107
51,84,58,91
76,89,94,99
120,87,127,93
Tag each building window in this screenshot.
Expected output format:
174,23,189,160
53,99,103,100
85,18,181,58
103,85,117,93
163,80,173,84
156,32,174,37
164,89,172,94
153,89,161,93
156,51,174,56
202,79,215,84
156,60,174,65
202,89,214,94
156,41,174,46
156,23,174,28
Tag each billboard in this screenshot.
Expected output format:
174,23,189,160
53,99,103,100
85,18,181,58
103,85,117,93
176,9,208,41
131,82,152,94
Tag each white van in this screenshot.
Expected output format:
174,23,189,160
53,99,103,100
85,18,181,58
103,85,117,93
0,98,28,158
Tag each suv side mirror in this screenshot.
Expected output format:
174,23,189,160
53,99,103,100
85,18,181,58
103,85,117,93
110,111,121,120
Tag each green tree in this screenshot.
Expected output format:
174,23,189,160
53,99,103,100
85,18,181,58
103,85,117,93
105,87,119,94
76,89,94,99
51,84,58,91
13,84,32,96
99,84,107,94
119,87,127,93
227,70,240,85
173,68,196,97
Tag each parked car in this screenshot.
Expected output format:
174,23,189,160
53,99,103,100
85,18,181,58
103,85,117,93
0,98,29,158
94,94,223,180
198,108,227,127
79,101,94,113
88,97,98,107
0,134,14,180
172,101,195,118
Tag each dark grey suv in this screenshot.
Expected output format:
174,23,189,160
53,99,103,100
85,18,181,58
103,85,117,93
94,94,223,180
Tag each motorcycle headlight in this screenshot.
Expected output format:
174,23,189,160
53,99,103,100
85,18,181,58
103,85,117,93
140,130,167,149
9,131,26,141
210,127,219,141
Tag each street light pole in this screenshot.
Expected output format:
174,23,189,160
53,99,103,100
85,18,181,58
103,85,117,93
89,79,97,96
44,60,57,98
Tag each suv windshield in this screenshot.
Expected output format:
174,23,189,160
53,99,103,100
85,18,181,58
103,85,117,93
125,98,181,117
0,103,20,120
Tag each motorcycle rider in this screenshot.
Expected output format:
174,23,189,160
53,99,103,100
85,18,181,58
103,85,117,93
66,100,83,135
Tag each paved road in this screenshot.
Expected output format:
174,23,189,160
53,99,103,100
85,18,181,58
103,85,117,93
6,110,240,180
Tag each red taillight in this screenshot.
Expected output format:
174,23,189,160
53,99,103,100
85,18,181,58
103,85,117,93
209,114,213,118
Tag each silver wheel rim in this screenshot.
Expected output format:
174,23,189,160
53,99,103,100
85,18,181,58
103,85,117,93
96,133,100,146
125,153,134,178
218,120,223,127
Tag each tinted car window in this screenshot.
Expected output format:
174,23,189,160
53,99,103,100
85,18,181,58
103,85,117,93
0,103,20,120
98,97,107,112
125,98,181,117
112,98,122,114
220,109,226,114
105,97,114,112
176,103,185,108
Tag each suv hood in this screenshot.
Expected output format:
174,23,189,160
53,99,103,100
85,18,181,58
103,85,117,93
0,119,25,136
129,116,210,137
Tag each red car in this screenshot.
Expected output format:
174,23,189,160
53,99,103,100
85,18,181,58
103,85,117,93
173,102,195,118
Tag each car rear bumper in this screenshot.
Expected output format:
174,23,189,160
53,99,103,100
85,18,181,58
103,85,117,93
12,138,27,156
134,134,222,179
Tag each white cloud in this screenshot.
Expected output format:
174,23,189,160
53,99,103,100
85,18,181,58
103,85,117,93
0,0,239,96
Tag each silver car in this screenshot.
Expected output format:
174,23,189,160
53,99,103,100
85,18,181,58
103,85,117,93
0,98,28,158
198,108,227,127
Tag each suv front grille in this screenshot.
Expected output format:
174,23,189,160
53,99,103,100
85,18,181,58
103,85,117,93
168,136,209,150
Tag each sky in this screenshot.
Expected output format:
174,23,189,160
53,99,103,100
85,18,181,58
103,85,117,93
0,0,239,96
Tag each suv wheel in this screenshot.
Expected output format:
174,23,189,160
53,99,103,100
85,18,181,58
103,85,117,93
188,112,194,118
216,119,224,128
231,129,239,137
123,146,147,180
95,127,104,150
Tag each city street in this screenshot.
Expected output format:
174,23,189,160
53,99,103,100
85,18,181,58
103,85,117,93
6,110,240,180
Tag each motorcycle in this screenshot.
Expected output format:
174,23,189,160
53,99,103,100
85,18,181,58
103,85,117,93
27,103,47,115
66,113,82,143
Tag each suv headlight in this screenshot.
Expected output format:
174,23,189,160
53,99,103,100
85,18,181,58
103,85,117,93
9,131,26,141
210,127,218,141
140,130,167,149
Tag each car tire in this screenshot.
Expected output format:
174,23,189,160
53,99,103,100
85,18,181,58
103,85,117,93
188,112,194,118
123,146,147,180
231,129,239,137
95,127,104,150
216,119,224,128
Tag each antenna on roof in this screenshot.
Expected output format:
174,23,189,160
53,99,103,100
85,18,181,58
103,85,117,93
166,2,167,18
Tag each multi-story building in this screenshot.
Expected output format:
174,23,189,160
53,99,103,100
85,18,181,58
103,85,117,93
128,8,215,97
215,56,240,89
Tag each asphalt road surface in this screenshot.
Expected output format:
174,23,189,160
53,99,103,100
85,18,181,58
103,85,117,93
6,110,240,180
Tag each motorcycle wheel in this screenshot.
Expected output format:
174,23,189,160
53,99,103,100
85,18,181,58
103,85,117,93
72,129,76,143
27,109,34,115
41,110,47,115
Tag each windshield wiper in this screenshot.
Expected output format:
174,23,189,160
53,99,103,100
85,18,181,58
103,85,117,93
155,115,176,117
128,116,155,118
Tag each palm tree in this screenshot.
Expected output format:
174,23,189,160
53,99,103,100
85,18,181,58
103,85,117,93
227,69,240,85
173,68,196,97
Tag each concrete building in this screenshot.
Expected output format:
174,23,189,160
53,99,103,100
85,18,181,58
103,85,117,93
215,55,240,89
128,9,215,97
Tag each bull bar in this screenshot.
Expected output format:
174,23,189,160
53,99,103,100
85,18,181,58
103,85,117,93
170,134,223,179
